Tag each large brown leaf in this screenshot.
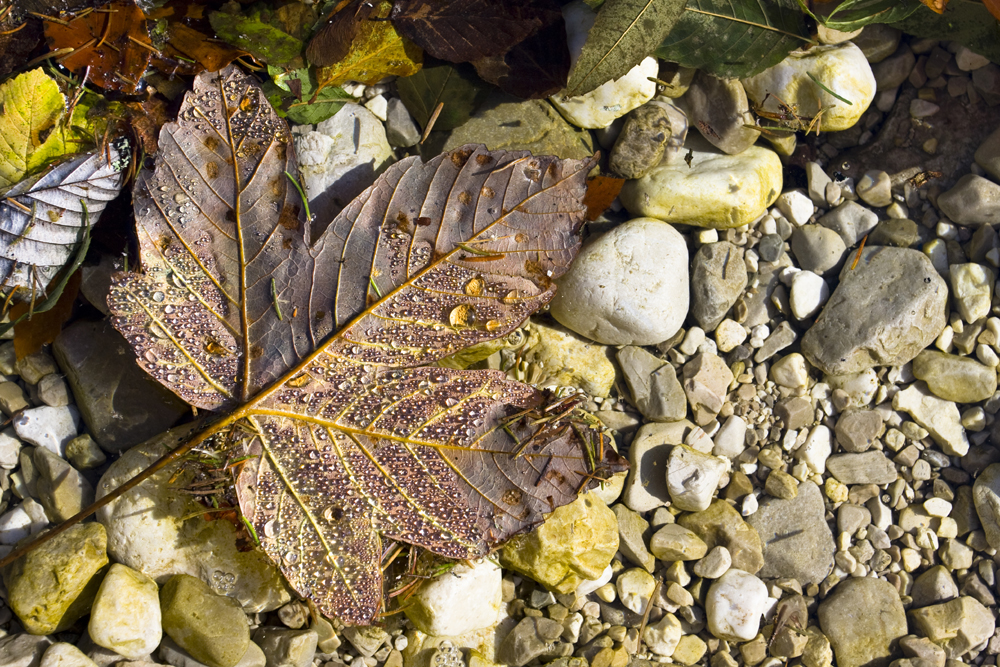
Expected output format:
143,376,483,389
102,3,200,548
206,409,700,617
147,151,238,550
108,65,625,625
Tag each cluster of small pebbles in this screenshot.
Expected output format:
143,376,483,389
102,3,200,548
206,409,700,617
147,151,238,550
1,4,1000,667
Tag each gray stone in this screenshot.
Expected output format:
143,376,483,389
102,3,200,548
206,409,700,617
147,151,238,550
818,201,879,246
690,242,747,331
972,463,1000,550
974,124,1000,181
438,92,594,161
872,46,915,91
774,396,813,431
34,446,95,522
856,170,892,207
801,247,948,375
39,644,97,667
912,350,997,403
251,628,317,667
853,24,901,63
616,347,686,422
3,522,107,635
16,351,58,385
612,504,656,572
911,566,959,609
826,451,897,485
340,627,387,658
13,405,79,458
160,574,251,667
384,98,419,148
0,382,28,416
0,635,53,667
791,225,847,276
835,409,884,453
496,617,564,667
610,101,686,179
551,219,689,346
54,320,189,453
758,234,785,263
818,578,907,667
96,426,291,613
683,352,734,425
893,383,969,457
678,70,759,155
746,482,834,585
837,504,872,535
755,321,797,363
159,639,264,667
868,218,920,247
37,374,70,407
937,174,1000,227
622,422,691,512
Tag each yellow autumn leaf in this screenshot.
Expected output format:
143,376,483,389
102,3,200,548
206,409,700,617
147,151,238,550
317,0,422,87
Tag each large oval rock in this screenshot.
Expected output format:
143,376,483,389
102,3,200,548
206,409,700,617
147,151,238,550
801,247,948,375
88,563,161,659
818,578,907,667
550,219,688,345
96,426,291,613
620,140,782,229
499,492,618,594
742,43,876,132
746,481,835,586
937,174,1000,227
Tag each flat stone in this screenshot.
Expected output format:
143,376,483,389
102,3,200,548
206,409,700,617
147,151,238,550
746,481,835,585
622,422,691,512
972,464,1000,550
611,504,656,572
825,452,897,485
818,578,907,667
54,320,189,453
96,427,291,613
690,242,748,331
911,565,960,609
912,350,997,403
13,405,79,458
404,559,502,636
500,492,619,593
439,92,594,160
16,352,58,385
88,564,161,659
801,247,947,375
39,644,96,667
937,174,1000,227
616,567,655,614
666,445,726,512
616,347,685,422
678,500,764,574
649,524,708,561
678,70,759,155
294,103,393,213
550,219,689,346
0,383,28,416
521,321,616,397
742,43,876,131
893,382,969,457
682,352,734,425
384,97,419,148
0,636,53,667
160,574,251,667
251,628,317,667
908,597,995,658
950,263,995,323
34,446,94,522
159,638,264,667
868,218,919,247
776,188,815,226
818,201,880,247
3,522,107,634
620,138,782,229
835,409,884,453
705,569,768,641
975,124,1000,180
496,617,564,667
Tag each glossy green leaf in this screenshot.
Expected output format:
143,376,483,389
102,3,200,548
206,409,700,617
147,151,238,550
264,67,354,125
565,0,687,97
655,0,812,79
796,0,923,31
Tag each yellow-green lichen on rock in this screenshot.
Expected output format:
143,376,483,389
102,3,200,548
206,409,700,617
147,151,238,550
3,522,109,635
500,492,618,594
619,141,782,229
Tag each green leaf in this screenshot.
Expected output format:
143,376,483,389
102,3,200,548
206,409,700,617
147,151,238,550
209,3,305,67
566,0,688,97
654,0,812,79
796,0,923,32
263,67,354,125
396,63,490,132
0,69,70,191
889,0,1000,63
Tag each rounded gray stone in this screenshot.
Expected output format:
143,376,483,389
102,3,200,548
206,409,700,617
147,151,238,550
746,481,834,585
790,225,846,275
818,578,907,667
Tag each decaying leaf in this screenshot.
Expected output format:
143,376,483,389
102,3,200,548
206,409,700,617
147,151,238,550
107,65,625,624
147,13,249,75
315,0,422,88
564,0,687,98
208,1,311,67
263,67,354,125
655,0,812,79
582,175,625,221
891,0,1000,63
471,15,571,99
389,0,562,63
0,145,127,304
0,69,67,191
43,0,155,94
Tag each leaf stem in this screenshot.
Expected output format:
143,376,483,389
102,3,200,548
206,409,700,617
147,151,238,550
685,7,816,43
284,171,312,222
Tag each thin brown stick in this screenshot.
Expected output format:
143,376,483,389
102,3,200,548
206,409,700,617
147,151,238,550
419,102,443,144
637,577,663,652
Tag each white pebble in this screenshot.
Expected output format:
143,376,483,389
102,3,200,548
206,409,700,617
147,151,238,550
923,497,953,518
776,189,815,226
962,407,986,432
705,569,768,641
363,95,388,121
715,320,748,353
742,493,758,516
697,229,719,244
680,327,707,355
13,406,80,458
977,344,999,367
789,271,830,319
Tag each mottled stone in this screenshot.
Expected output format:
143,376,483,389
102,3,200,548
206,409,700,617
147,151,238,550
818,578,907,667
747,482,834,585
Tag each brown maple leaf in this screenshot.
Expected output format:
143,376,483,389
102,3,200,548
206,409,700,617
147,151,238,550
96,65,624,624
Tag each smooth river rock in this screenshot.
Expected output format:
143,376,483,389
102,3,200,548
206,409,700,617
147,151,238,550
801,247,948,375
550,218,689,346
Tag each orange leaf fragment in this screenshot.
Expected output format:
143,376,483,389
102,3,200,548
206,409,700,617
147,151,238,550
11,271,80,359
984,0,1000,20
917,0,948,13
582,175,624,221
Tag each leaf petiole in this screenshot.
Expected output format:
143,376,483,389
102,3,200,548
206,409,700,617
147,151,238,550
284,170,312,222
270,278,283,321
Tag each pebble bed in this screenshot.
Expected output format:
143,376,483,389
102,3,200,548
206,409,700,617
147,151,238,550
0,10,999,667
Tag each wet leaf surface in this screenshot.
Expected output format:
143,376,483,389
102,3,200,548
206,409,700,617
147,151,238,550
43,0,155,94
208,1,311,67
106,65,625,624
263,67,354,125
395,62,490,133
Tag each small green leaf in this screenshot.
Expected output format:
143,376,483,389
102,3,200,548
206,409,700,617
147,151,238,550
655,0,812,79
0,70,71,191
796,0,923,32
209,3,305,67
566,0,688,97
890,0,1000,63
263,68,353,125
396,63,490,132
